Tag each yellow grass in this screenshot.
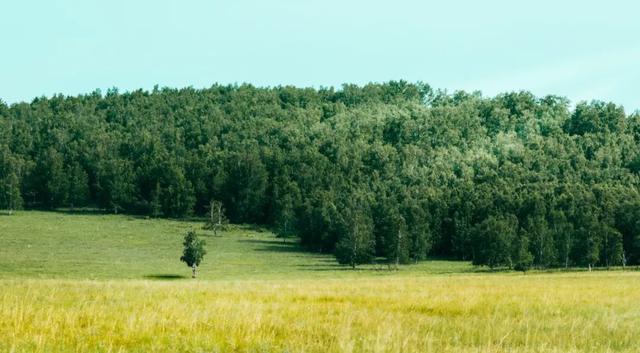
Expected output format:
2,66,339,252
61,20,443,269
2,272,639,353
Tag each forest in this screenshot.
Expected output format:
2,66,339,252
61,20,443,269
1,81,639,270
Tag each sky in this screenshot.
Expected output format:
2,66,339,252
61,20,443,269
1,0,639,111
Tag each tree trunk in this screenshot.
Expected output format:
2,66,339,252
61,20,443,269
588,263,592,272
283,220,288,243
351,223,358,270
192,264,197,278
604,235,609,270
395,229,401,270
564,235,571,269
210,203,214,227
538,233,543,269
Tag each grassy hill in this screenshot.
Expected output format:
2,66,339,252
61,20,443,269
2,211,640,353
0,211,472,280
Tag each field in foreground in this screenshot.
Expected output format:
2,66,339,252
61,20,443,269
2,273,640,353
1,211,639,352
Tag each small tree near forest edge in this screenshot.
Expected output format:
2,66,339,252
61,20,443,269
180,230,207,278
204,200,228,236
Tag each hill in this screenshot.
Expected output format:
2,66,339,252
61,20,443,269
2,83,640,269
0,211,472,280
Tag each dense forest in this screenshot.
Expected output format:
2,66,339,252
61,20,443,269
1,82,640,270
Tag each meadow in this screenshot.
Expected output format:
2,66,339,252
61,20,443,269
1,211,639,352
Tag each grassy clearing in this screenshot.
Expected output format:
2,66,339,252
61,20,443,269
0,211,473,280
1,211,639,352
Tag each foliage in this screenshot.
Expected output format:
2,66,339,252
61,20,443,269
0,211,474,280
0,145,23,213
471,214,518,269
2,83,640,268
334,191,376,268
180,230,206,277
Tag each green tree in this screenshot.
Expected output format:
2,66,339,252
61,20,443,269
600,224,623,269
525,215,556,268
97,158,135,214
335,192,375,269
471,214,518,269
403,199,431,263
381,207,408,269
161,166,196,217
0,147,23,214
35,148,68,208
564,101,625,135
180,230,207,278
550,210,574,269
3,82,640,271
574,221,602,271
451,205,472,260
512,234,534,272
67,162,89,210
150,182,162,218
1,171,22,214
614,201,640,266
224,151,268,223
272,177,300,243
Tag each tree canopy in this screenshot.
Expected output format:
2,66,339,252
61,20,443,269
1,82,639,268
180,230,206,278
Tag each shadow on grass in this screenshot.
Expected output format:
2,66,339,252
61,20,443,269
300,267,359,272
143,274,188,280
238,238,307,253
296,264,410,272
36,208,204,222
295,264,356,272
49,208,115,215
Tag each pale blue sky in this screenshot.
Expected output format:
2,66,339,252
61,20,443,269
2,0,639,111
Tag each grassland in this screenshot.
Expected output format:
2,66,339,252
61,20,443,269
1,211,639,352
0,211,472,280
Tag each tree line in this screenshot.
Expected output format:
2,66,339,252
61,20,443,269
1,82,640,270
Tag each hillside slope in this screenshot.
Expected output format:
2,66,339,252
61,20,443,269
0,211,472,280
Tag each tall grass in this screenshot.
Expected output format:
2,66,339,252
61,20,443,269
2,212,638,352
2,272,639,353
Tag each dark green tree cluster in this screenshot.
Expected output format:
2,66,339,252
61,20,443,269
1,82,639,269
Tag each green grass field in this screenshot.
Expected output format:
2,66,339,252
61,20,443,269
0,211,473,280
1,211,639,352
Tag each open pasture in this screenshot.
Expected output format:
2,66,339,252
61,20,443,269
1,212,638,352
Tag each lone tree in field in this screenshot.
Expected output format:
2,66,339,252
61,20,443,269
203,200,228,236
180,230,207,278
